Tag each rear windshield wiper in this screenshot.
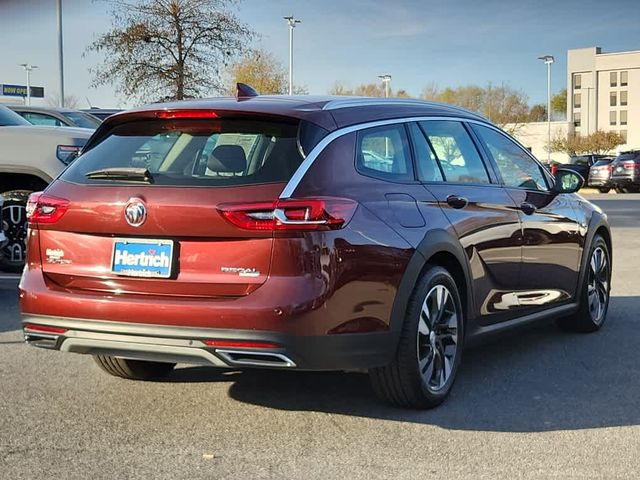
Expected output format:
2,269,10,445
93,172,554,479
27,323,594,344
85,167,154,183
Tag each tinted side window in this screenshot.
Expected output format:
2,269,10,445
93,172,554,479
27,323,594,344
356,124,412,181
22,112,65,126
408,123,443,182
473,124,549,192
418,121,490,184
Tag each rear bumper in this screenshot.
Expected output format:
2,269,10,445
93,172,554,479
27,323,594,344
611,176,638,186
587,177,610,187
21,314,396,371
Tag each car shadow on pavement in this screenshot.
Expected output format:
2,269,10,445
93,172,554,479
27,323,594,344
169,295,639,433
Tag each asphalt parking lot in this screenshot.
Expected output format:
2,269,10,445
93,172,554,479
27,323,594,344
1,194,638,479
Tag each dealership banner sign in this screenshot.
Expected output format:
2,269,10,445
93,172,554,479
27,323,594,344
1,84,45,98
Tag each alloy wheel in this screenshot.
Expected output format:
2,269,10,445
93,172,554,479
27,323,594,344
417,284,459,392
1,202,27,264
587,246,609,325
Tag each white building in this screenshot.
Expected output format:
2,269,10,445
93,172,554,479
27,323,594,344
509,121,570,163
567,46,639,149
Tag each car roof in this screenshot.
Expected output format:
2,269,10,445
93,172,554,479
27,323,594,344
106,95,489,133
9,105,86,115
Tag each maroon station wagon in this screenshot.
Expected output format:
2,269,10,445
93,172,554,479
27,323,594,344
20,89,612,408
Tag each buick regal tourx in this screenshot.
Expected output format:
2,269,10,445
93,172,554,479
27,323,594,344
20,91,612,408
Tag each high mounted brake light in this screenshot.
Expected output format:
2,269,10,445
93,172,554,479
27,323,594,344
155,110,219,119
218,198,358,231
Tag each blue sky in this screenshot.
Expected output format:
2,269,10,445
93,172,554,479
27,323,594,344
1,0,639,108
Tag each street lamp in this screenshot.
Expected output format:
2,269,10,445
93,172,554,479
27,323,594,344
378,74,392,98
283,15,301,96
538,55,554,163
57,0,65,107
18,64,38,106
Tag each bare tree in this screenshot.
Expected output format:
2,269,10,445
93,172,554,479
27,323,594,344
328,82,410,98
87,0,253,103
46,94,80,109
419,83,530,133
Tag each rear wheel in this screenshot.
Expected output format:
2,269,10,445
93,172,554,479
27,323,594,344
557,235,611,332
598,187,610,194
369,266,464,409
93,355,176,380
0,190,32,273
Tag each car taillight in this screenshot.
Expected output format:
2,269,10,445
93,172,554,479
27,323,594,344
155,110,219,119
607,165,613,171
551,164,558,175
218,197,358,231
623,161,636,169
26,192,69,225
23,324,68,335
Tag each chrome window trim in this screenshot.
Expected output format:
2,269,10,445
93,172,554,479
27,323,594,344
281,115,503,198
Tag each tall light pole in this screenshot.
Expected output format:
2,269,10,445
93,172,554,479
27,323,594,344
57,0,65,107
283,15,301,96
538,55,554,163
378,74,392,98
19,64,38,106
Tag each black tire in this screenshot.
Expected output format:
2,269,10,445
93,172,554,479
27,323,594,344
93,355,176,380
556,235,611,333
369,265,464,409
0,190,32,273
616,186,629,194
598,187,610,194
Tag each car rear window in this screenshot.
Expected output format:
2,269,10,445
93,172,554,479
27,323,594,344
61,118,305,187
592,159,612,167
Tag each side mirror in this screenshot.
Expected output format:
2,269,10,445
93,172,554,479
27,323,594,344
552,169,584,194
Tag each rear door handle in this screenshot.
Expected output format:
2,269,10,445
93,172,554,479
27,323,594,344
520,202,536,215
446,195,468,209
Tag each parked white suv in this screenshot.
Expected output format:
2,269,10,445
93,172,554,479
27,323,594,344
0,105,93,272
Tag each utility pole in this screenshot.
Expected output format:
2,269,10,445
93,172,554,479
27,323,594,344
19,64,38,106
283,16,301,95
57,0,65,107
538,55,554,163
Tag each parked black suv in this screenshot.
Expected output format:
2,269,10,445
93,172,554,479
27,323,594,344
553,155,614,187
610,150,640,193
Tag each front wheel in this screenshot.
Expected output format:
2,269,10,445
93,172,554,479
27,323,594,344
0,190,32,273
557,235,611,332
369,265,464,409
598,187,611,194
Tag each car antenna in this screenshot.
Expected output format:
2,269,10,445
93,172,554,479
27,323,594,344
236,83,259,98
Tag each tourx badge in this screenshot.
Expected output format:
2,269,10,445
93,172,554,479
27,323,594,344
124,198,147,227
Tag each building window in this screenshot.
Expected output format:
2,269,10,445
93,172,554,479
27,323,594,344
620,91,628,106
574,74,582,89
621,71,628,87
610,92,617,107
573,112,581,127
620,110,627,126
610,72,618,87
610,111,617,126
574,93,581,108
620,130,627,142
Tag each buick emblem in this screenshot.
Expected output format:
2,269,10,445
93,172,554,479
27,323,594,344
124,198,147,227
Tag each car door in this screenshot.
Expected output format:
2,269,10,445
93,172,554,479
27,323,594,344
470,123,583,307
411,120,523,324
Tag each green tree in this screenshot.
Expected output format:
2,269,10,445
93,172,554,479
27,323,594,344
551,89,567,118
87,0,253,103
